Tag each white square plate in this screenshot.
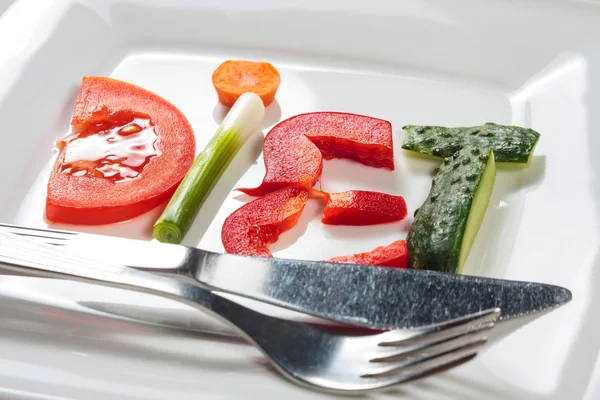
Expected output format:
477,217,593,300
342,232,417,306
0,0,599,399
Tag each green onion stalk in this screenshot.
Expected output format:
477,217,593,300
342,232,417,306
153,93,265,243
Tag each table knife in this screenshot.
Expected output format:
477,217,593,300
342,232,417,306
0,223,572,330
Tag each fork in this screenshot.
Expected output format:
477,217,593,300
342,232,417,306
0,231,499,393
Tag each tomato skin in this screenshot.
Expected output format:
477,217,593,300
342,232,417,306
45,173,179,225
46,76,196,225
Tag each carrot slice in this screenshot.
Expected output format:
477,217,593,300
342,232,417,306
212,60,281,107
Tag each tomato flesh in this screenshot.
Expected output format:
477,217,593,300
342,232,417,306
46,77,196,225
56,111,161,183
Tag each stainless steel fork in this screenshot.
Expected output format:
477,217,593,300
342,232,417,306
0,231,500,393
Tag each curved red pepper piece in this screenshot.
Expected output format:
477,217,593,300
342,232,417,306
301,112,394,170
321,190,407,225
237,112,393,197
328,240,408,268
236,118,323,197
221,186,309,257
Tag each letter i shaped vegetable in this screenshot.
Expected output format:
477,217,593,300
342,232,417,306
153,93,265,244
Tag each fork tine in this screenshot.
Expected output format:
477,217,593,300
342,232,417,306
370,353,478,387
370,325,492,364
0,223,74,240
361,335,487,378
378,307,500,347
0,225,72,249
372,319,494,362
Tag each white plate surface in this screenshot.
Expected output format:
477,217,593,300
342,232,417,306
0,0,599,399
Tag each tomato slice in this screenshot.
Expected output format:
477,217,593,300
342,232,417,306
46,76,196,225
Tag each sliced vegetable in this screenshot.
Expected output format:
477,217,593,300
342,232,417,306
407,147,496,273
46,76,196,225
301,112,394,170
154,93,265,244
238,112,394,197
237,117,323,197
321,190,407,225
401,122,540,165
212,60,281,107
222,186,309,257
328,240,408,268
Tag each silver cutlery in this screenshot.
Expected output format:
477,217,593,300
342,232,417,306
0,231,500,393
0,223,572,330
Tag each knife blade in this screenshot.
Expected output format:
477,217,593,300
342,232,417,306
0,223,572,329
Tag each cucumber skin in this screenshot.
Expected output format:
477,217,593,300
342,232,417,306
406,147,492,273
401,122,539,164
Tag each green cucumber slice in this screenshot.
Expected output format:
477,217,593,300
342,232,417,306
401,122,539,165
407,147,496,273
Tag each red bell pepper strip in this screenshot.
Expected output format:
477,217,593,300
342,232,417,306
301,112,394,170
236,118,323,197
321,190,408,225
328,240,408,268
222,186,309,257
237,112,393,197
